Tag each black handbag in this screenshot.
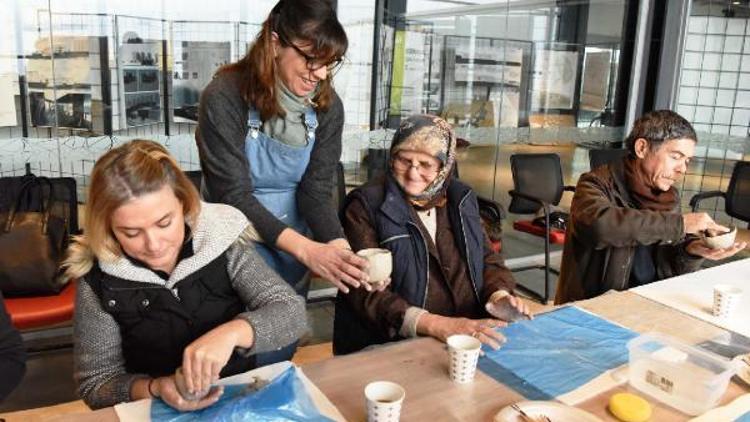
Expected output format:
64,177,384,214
0,177,69,296
0,174,79,235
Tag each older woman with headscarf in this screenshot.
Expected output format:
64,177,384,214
332,115,531,355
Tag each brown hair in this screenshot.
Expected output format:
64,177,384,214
62,139,200,280
625,110,698,157
219,0,348,121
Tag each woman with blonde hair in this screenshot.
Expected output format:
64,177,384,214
65,139,306,411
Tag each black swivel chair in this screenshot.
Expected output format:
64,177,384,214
689,160,750,228
508,153,575,303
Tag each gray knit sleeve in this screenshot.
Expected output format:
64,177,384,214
225,236,307,354
73,280,146,409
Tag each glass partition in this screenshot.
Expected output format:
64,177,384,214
376,0,631,205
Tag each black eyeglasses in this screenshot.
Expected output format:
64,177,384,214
392,153,441,177
277,32,343,74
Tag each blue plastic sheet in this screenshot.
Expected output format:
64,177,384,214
478,306,638,400
151,366,333,421
737,411,750,422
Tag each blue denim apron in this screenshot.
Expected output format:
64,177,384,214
246,106,317,367
245,105,317,294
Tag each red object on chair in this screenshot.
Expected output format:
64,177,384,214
512,220,566,244
5,280,77,330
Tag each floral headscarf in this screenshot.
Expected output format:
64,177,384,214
389,114,457,209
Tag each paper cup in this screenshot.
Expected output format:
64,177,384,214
357,248,392,284
447,334,482,384
364,381,405,422
713,284,742,318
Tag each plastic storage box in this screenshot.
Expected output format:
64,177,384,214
627,332,737,416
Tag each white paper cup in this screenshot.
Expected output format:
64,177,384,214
356,248,392,284
364,381,405,422
713,284,743,318
447,334,482,384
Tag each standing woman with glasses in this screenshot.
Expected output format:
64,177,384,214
196,0,373,362
333,115,532,355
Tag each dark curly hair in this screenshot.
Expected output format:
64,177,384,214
218,0,347,121
625,110,697,157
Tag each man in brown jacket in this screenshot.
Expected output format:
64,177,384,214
556,110,747,304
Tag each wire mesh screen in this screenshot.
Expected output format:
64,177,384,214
0,135,200,202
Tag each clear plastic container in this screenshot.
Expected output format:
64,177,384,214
627,332,737,416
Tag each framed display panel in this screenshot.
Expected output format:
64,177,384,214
580,48,613,112
173,40,231,122
423,33,443,115
376,24,396,128
530,42,583,120
25,35,103,131
439,35,532,128
118,37,163,127
172,21,238,123
0,63,17,127
0,6,16,128
389,29,430,117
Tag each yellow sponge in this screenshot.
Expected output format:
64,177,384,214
608,393,652,422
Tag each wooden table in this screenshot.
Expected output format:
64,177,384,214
31,291,750,421
303,291,747,421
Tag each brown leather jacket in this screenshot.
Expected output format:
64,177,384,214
555,158,703,304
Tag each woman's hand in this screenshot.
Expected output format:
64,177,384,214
152,375,223,411
277,230,369,293
182,320,254,396
417,313,507,349
299,239,370,293
328,239,393,291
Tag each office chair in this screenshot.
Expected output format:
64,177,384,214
690,160,750,229
508,153,575,303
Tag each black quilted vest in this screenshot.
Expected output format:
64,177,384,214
85,252,255,377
